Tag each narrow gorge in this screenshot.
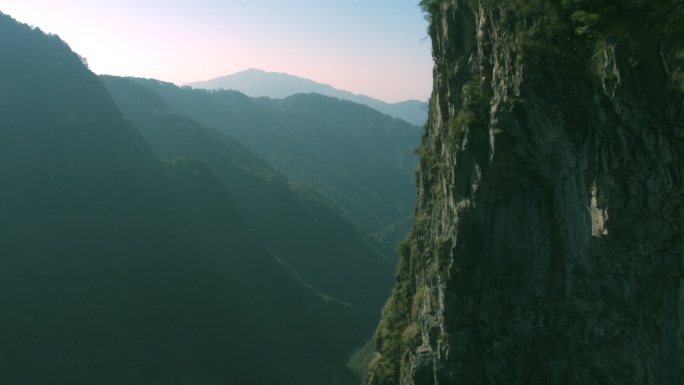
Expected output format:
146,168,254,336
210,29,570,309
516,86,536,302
368,1,683,384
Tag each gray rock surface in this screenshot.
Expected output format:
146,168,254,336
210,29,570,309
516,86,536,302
368,1,683,384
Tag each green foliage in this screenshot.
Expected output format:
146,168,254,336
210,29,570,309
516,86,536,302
102,77,398,362
367,236,423,382
347,338,377,382
368,242,408,381
112,78,420,235
673,68,684,91
461,75,484,107
561,0,684,39
422,0,684,44
371,282,409,381
397,238,412,260
394,238,413,291
445,73,485,143
411,284,426,319
1,12,395,384
418,0,439,21
374,216,413,255
569,10,601,36
401,322,420,344
448,110,474,141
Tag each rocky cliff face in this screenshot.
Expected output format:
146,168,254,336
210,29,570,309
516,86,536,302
368,0,684,384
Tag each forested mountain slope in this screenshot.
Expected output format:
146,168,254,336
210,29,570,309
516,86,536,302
109,78,420,240
186,68,429,126
0,12,370,385
101,75,395,332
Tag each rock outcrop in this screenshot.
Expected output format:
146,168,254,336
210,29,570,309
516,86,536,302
368,0,684,384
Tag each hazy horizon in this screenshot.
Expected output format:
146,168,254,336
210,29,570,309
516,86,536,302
1,0,433,103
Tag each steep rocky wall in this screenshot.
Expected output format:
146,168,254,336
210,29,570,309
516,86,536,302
368,1,683,384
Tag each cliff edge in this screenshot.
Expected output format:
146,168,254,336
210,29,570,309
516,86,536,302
368,0,684,384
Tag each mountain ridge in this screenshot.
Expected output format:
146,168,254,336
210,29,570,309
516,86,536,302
101,74,395,328
0,12,379,384
119,77,420,240
186,68,428,126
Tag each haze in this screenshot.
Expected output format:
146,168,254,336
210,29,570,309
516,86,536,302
1,0,432,103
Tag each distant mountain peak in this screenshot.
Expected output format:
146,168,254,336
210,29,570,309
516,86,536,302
186,69,428,126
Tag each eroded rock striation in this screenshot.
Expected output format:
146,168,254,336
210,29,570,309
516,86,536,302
368,0,683,384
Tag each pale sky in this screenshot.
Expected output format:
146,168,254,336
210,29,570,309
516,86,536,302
1,1,433,103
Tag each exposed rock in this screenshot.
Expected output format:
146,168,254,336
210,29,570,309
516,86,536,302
368,0,683,384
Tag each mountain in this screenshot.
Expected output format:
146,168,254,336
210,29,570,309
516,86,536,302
101,74,395,332
368,1,684,385
111,79,421,238
0,12,376,385
186,68,429,126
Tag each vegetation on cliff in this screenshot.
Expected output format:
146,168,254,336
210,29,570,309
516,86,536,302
367,1,683,384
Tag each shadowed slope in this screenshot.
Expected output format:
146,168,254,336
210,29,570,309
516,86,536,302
102,74,396,339
0,12,368,385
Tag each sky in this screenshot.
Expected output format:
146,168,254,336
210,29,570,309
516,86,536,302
1,0,433,103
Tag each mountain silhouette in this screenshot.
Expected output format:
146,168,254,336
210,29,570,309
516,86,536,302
0,12,379,385
186,68,428,126
113,78,420,242
102,74,395,330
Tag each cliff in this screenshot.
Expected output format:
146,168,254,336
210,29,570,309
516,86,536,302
368,0,684,384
